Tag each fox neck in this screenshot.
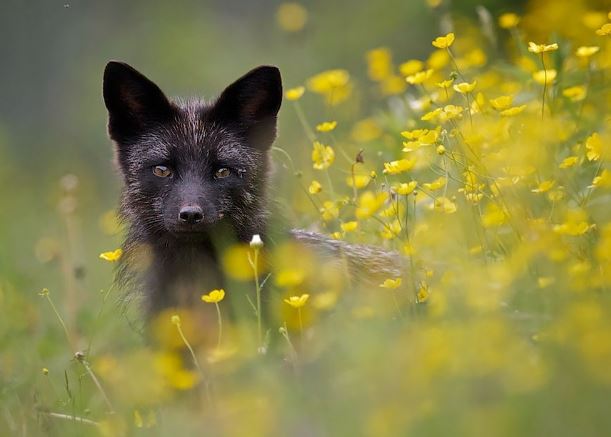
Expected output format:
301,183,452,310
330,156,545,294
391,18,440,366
123,216,267,316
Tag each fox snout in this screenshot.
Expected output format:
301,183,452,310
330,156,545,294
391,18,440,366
178,205,204,224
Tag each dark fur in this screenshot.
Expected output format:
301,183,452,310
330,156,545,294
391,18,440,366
103,62,404,317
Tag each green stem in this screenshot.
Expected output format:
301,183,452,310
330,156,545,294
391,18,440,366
215,303,223,350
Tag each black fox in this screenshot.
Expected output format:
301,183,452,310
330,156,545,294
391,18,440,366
103,62,402,317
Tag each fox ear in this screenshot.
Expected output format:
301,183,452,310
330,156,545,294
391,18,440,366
209,65,282,150
103,61,174,142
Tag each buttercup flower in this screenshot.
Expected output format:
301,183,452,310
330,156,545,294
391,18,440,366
284,294,310,308
99,248,123,262
312,141,335,170
201,289,225,304
285,86,305,101
316,121,337,132
432,32,455,49
380,278,402,289
528,41,559,53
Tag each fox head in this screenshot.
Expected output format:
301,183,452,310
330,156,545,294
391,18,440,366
103,62,282,244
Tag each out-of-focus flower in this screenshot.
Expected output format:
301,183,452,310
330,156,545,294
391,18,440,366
432,32,455,49
201,289,225,304
320,201,340,221
490,95,513,110
355,191,388,219
559,156,579,169
341,221,358,232
499,13,520,29
380,278,402,289
99,248,123,262
500,105,527,116
284,294,310,308
406,69,433,85
399,60,424,76
276,3,308,32
585,133,602,161
307,69,352,105
393,181,418,196
383,158,416,175
533,69,557,85
285,86,305,101
576,46,600,58
563,86,587,102
528,42,559,54
453,81,477,93
316,121,337,132
531,180,555,193
595,23,611,36
312,141,335,170
308,180,322,194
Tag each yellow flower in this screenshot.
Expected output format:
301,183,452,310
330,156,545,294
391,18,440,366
316,121,337,132
559,156,579,169
436,78,454,89
285,86,305,101
99,248,123,262
528,41,559,54
284,294,310,308
421,108,443,121
453,80,477,94
42,367,49,375
500,105,527,117
563,85,587,102
341,221,358,232
432,32,455,49
346,174,371,188
308,180,322,194
383,158,416,175
399,59,424,76
490,95,513,110
417,283,430,303
406,69,434,85
171,314,181,325
595,23,611,36
441,105,464,121
481,203,507,227
591,169,611,188
531,180,555,193
307,69,352,105
366,47,393,81
320,201,340,221
432,197,457,214
201,289,225,304
275,269,305,287
312,141,335,170
499,13,520,29
423,176,446,191
276,3,308,32
380,278,402,289
533,69,557,85
436,145,446,155
393,181,418,195
585,133,602,161
355,191,388,219
576,46,600,58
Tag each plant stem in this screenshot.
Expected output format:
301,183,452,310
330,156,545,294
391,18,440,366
215,302,223,350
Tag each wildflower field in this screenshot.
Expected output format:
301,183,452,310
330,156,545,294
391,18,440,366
1,1,611,436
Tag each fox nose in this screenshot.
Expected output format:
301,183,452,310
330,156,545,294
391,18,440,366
178,205,204,224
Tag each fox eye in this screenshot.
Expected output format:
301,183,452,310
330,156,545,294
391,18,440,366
153,165,172,178
214,168,231,179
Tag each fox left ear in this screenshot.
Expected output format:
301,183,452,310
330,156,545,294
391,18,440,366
209,65,282,150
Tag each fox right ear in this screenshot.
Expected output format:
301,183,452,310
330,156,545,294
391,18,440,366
103,61,174,142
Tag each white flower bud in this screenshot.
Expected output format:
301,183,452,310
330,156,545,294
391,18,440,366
250,234,264,248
